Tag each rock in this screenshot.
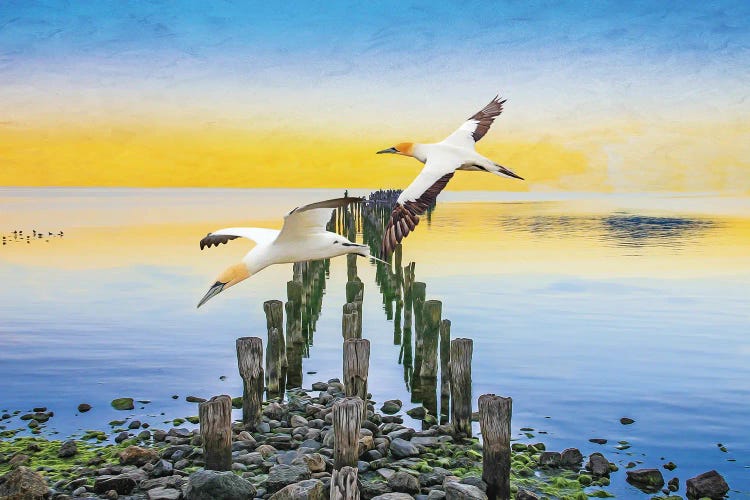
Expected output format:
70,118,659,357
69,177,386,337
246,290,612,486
94,475,137,495
0,466,50,499
290,415,309,428
444,481,488,499
667,477,679,492
105,489,119,499
58,439,77,458
111,398,134,410
311,382,328,391
428,491,447,500
388,471,420,494
686,470,729,499
387,428,415,441
460,477,486,491
141,476,185,490
128,420,141,429
586,453,611,476
168,428,192,438
264,402,286,421
626,468,665,492
371,494,413,500
390,438,419,459
620,417,635,425
301,453,326,473
114,431,129,443
119,445,159,466
406,407,427,419
153,429,168,442
267,464,312,493
77,403,92,413
377,468,396,480
185,470,257,500
152,459,174,477
268,479,325,500
381,400,402,415
419,467,448,487
560,448,583,466
538,451,561,467
147,486,182,500
516,489,539,500
186,396,206,403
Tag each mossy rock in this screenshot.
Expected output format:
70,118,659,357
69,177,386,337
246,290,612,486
110,398,134,411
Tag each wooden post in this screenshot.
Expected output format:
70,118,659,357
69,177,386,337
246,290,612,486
346,280,364,337
422,300,441,379
236,337,263,430
330,466,359,500
266,327,283,399
342,302,360,340
332,397,363,469
264,299,286,364
286,281,303,344
439,319,451,423
450,338,473,437
479,394,512,500
199,395,232,471
343,339,370,417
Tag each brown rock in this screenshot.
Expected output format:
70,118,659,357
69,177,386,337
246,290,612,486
119,445,159,466
0,466,50,500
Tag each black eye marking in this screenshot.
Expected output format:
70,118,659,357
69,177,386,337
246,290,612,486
333,241,339,244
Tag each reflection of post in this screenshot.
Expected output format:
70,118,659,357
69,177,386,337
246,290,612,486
333,397,363,469
199,395,232,471
343,338,370,419
236,337,263,430
412,282,426,380
330,466,359,500
439,319,451,423
479,394,512,500
393,244,403,345
450,338,473,438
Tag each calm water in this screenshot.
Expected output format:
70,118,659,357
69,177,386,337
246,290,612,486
1,188,749,497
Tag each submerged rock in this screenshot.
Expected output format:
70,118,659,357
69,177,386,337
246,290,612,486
626,468,664,492
77,403,92,413
111,398,134,411
586,452,611,476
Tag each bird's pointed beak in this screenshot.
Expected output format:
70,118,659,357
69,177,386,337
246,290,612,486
497,164,524,180
377,147,398,154
196,263,251,308
197,281,225,308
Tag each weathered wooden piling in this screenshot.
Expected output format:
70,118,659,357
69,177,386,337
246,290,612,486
330,466,359,500
266,327,284,399
198,395,232,471
236,337,264,429
439,319,451,423
286,281,303,344
333,397,363,469
342,302,360,340
412,282,427,379
422,300,441,379
479,394,512,500
264,299,287,368
343,338,370,416
450,338,473,437
346,280,364,337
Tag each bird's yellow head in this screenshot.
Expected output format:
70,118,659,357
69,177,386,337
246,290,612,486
377,142,414,157
197,263,251,308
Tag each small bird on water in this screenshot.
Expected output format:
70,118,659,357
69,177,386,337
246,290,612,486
197,197,382,308
377,95,524,258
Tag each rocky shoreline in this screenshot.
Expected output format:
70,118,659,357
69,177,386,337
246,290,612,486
0,381,731,500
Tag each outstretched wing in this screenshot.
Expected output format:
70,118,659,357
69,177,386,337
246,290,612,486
381,159,458,259
199,227,280,250
441,95,506,149
278,197,363,240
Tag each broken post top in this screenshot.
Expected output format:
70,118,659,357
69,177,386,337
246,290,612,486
263,300,284,331
424,300,442,324
236,337,263,379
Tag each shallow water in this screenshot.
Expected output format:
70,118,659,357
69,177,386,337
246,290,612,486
1,187,749,497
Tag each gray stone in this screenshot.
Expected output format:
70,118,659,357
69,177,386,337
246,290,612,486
411,436,439,448
428,491,447,500
388,471,420,494
560,448,583,466
58,439,78,458
419,467,449,487
311,382,328,391
371,494,414,500
0,466,50,499
152,459,174,478
586,453,610,476
94,475,137,495
516,490,539,500
264,402,286,421
445,481,488,500
460,477,486,491
686,470,729,499
141,476,185,490
185,470,256,500
387,428,415,441
301,453,326,473
377,468,396,480
266,464,312,493
147,486,182,500
389,438,419,459
269,479,325,500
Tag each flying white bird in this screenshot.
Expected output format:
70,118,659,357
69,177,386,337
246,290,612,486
197,197,377,308
376,95,524,258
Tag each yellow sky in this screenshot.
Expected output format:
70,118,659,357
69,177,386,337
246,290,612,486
1,121,748,192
